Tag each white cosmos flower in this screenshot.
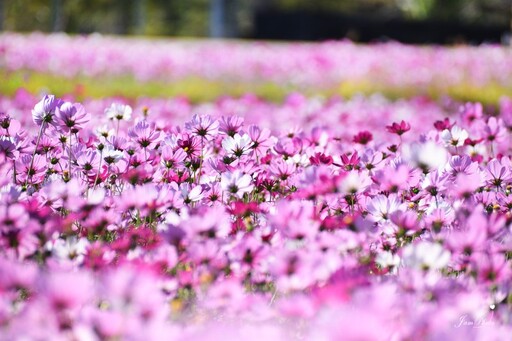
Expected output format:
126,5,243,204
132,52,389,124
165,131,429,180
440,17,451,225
46,236,89,265
289,153,310,167
376,251,401,269
95,124,114,138
338,171,372,194
366,194,401,222
105,103,132,121
402,141,448,172
102,145,124,164
221,170,254,197
222,133,252,158
177,183,204,203
440,126,469,147
402,241,451,271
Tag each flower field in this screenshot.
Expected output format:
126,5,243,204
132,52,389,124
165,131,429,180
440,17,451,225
2,33,512,102
1,34,512,340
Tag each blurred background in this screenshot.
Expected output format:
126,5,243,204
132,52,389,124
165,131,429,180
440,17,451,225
0,0,511,44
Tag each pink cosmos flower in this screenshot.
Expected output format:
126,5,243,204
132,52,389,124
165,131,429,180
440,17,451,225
482,117,506,144
0,136,19,161
460,102,483,125
271,200,320,240
219,115,244,137
55,102,91,133
484,159,511,188
16,154,46,184
447,206,488,255
185,114,219,141
32,95,63,126
0,203,29,231
274,137,302,157
269,159,295,181
128,120,161,149
247,125,274,157
76,150,100,177
160,146,186,169
182,206,231,239
473,252,510,284
0,114,21,136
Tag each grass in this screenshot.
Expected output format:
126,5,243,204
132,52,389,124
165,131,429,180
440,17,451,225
1,69,512,104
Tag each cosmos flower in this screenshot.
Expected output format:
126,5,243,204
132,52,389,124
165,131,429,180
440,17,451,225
185,114,219,141
386,120,411,136
401,241,451,271
32,94,63,126
440,126,469,147
402,141,448,173
128,120,161,149
0,136,19,161
105,103,132,121
221,170,254,197
222,133,252,158
366,194,402,222
102,145,125,164
55,102,91,133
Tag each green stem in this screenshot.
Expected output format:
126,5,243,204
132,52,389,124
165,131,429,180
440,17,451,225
25,122,46,187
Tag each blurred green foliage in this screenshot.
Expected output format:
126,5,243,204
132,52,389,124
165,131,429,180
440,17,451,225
2,69,511,105
2,0,212,36
0,0,509,36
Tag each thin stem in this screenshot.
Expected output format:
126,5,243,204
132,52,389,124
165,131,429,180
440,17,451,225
68,130,72,180
92,149,103,191
12,160,16,184
25,122,46,187
197,138,205,185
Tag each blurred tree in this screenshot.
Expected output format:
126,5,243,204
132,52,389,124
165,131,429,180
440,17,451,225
0,0,4,30
262,0,511,25
4,0,51,31
210,0,239,37
396,0,436,19
147,0,209,36
0,0,509,35
210,0,225,37
51,0,64,31
133,0,147,34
